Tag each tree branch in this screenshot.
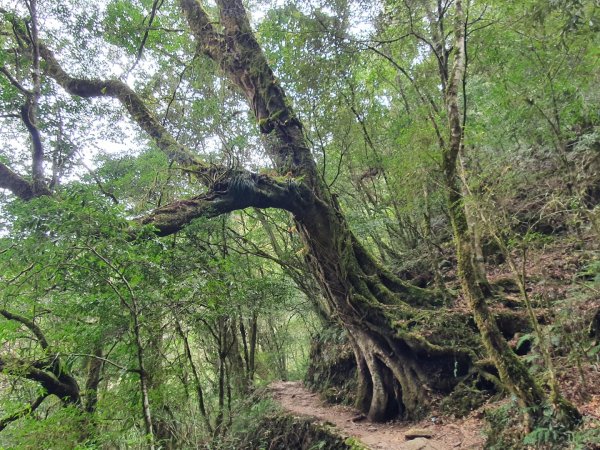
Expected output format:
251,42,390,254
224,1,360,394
0,357,79,403
33,40,201,169
20,100,45,189
140,170,312,236
0,66,32,95
0,163,37,200
0,394,48,431
25,0,44,191
179,0,225,61
2,21,235,195
69,353,139,374
0,309,49,350
179,0,318,180
364,44,445,149
127,0,164,75
0,308,80,405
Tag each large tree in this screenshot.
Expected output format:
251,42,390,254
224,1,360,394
2,0,583,424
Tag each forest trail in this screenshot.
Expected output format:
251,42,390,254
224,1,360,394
269,381,485,450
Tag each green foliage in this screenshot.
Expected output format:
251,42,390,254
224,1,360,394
579,260,600,283
213,396,280,448
104,0,148,53
1,0,599,446
343,437,368,450
0,404,91,450
567,420,600,449
0,180,317,445
486,398,600,450
305,327,357,406
214,405,351,450
439,380,492,419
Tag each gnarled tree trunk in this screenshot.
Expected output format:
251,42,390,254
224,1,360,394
442,0,579,427
5,0,494,422
173,0,477,420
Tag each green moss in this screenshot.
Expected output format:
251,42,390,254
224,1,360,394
225,414,352,450
440,380,491,418
305,327,357,406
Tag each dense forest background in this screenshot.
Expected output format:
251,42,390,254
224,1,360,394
0,0,598,448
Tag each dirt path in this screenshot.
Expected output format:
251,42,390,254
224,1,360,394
269,381,485,450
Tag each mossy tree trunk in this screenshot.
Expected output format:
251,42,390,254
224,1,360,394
442,0,579,427
9,0,487,422
177,0,479,421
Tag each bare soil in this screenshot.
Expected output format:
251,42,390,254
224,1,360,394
269,381,486,450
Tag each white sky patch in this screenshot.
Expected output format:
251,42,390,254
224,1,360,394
376,93,392,108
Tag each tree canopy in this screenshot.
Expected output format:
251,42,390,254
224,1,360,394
0,0,599,448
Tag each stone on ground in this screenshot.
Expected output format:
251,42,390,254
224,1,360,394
404,428,434,439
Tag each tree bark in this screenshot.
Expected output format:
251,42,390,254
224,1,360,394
0,163,39,200
84,347,104,414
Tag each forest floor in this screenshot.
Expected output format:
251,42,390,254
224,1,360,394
269,381,486,449
269,237,600,449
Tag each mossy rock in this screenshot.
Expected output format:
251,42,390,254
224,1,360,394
305,327,357,406
232,414,352,450
439,380,491,418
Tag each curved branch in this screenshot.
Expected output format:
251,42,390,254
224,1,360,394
0,394,48,431
0,357,79,403
140,171,312,236
0,309,49,350
3,8,48,195
0,163,37,200
34,41,200,169
20,100,45,189
0,310,80,405
7,11,219,196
